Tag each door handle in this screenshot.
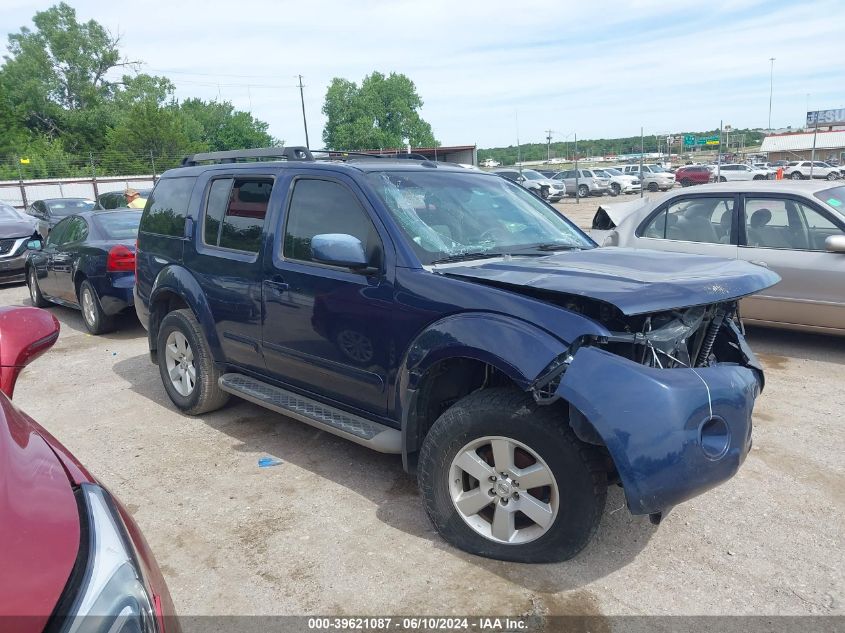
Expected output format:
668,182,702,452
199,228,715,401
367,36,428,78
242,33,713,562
748,260,769,268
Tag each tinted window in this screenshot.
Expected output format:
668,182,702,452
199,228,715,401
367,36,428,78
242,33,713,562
218,178,272,252
203,178,233,246
284,179,381,266
139,177,195,237
642,197,735,244
63,217,89,243
94,212,142,240
46,218,71,246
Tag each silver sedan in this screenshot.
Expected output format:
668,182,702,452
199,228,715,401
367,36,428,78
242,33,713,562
589,181,845,335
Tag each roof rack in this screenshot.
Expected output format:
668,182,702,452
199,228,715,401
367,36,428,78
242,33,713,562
180,146,313,166
312,149,435,163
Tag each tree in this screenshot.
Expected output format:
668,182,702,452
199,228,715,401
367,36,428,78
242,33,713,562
322,72,436,150
180,99,276,151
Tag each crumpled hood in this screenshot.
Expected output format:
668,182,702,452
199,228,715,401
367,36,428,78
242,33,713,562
0,218,37,238
440,247,781,315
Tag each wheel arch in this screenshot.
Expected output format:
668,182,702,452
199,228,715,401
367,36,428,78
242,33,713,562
147,266,222,364
396,312,572,473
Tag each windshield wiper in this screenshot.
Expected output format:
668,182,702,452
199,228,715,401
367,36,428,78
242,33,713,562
532,243,584,251
430,252,501,265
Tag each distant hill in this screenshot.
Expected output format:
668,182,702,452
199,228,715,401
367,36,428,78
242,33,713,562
478,128,767,165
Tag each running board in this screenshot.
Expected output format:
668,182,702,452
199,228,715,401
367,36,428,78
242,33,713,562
218,373,401,454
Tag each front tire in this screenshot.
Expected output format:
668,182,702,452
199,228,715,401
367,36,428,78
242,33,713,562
79,280,114,335
578,184,590,198
27,266,49,308
610,183,621,196
418,388,607,563
827,172,838,181
791,171,803,180
718,176,727,182
647,182,659,192
157,309,230,415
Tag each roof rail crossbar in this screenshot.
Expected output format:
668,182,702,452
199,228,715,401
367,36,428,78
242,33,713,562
180,146,313,166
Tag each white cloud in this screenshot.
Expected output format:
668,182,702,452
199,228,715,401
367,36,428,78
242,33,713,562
3,0,844,147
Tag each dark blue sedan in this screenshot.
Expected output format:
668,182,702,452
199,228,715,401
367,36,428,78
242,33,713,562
25,210,140,334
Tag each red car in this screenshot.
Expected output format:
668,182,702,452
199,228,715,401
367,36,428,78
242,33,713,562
674,164,713,186
0,307,178,633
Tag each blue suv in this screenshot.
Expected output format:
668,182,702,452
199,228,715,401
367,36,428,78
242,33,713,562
135,147,779,562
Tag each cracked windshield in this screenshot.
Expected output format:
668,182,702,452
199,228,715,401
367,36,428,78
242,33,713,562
367,170,592,264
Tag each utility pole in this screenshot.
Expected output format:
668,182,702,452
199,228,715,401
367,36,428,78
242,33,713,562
574,132,579,204
545,129,554,162
717,120,723,181
768,57,775,132
297,75,310,149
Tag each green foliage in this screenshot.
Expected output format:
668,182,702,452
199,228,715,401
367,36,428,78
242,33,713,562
322,71,437,150
0,3,276,180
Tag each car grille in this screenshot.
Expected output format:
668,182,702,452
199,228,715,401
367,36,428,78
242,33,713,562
0,239,17,255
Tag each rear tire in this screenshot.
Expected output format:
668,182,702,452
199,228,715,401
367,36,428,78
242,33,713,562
827,172,838,181
78,280,114,335
27,266,49,308
791,171,803,180
718,176,727,182
680,179,691,187
648,182,659,192
578,184,590,198
418,388,607,563
157,309,230,415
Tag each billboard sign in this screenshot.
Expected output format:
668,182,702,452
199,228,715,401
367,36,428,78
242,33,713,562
806,109,845,127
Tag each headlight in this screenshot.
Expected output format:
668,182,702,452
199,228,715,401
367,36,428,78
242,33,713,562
60,484,159,633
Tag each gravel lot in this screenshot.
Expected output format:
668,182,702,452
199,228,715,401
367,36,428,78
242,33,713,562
6,204,843,619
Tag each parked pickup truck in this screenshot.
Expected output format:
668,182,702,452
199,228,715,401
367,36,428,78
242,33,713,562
135,147,778,563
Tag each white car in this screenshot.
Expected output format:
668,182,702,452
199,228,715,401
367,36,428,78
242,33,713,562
612,164,675,191
594,168,641,196
493,168,566,201
713,164,771,182
784,161,841,181
480,158,501,168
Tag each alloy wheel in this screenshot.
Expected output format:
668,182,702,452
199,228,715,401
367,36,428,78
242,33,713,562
164,330,196,397
28,269,38,303
81,287,97,328
449,435,559,544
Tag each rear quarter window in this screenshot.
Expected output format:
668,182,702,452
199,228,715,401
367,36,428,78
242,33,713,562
139,177,196,237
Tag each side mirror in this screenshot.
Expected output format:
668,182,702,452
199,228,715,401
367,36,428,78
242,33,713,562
825,234,845,253
0,307,60,398
26,239,42,251
311,234,369,269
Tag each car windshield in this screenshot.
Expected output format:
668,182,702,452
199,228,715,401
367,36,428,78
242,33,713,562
365,170,593,265
521,170,545,181
815,186,845,212
93,211,142,239
649,165,666,173
47,199,95,216
603,168,622,176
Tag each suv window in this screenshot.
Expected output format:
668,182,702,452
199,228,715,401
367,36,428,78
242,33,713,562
203,177,272,253
284,179,381,266
641,197,735,244
46,217,70,246
140,177,195,237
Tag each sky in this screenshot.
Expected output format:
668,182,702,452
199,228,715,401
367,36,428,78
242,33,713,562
2,0,845,149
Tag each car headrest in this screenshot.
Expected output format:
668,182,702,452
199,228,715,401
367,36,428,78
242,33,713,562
750,208,772,228
719,209,732,226
682,203,711,219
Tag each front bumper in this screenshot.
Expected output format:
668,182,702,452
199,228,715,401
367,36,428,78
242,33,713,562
557,346,759,515
0,251,29,284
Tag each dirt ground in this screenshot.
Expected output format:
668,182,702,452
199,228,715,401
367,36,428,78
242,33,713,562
5,206,843,618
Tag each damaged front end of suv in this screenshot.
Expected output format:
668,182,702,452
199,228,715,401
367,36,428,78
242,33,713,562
445,249,779,523
533,296,765,522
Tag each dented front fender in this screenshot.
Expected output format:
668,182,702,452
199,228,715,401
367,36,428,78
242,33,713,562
557,346,760,515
